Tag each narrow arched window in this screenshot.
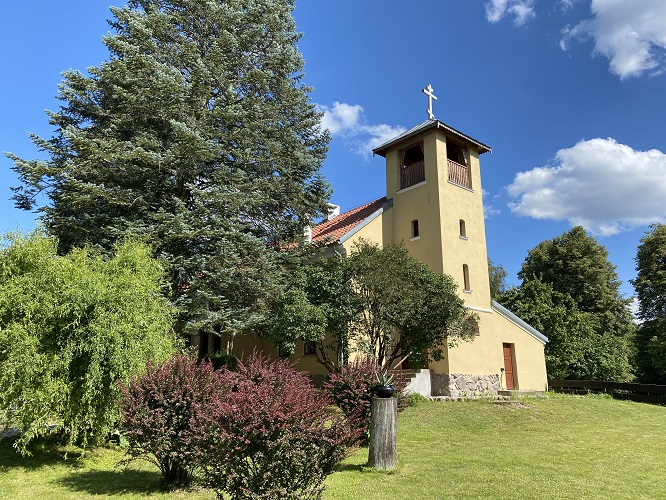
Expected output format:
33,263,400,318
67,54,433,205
463,264,470,292
459,219,467,238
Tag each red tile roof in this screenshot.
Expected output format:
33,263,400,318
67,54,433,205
311,197,386,244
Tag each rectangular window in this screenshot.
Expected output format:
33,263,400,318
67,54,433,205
459,219,467,239
304,341,316,355
463,264,471,292
412,219,420,238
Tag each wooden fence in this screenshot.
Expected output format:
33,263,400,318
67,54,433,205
549,379,666,405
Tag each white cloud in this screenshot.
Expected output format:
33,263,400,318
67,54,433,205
507,138,666,236
561,0,666,78
319,102,363,135
485,0,536,26
318,102,406,159
483,189,501,218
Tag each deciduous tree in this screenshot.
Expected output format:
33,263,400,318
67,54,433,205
499,280,632,381
265,241,476,371
347,241,477,369
504,226,635,381
632,224,666,383
488,258,508,299
0,231,178,453
8,0,331,339
263,256,362,372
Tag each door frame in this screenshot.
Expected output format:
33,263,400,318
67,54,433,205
502,343,516,390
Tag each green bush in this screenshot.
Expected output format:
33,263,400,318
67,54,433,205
0,231,179,453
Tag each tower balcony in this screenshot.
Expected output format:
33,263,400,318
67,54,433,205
448,159,471,189
400,160,425,189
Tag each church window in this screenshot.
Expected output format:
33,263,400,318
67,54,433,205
411,219,420,238
447,142,471,189
304,341,316,355
459,219,467,239
399,142,425,189
463,264,471,292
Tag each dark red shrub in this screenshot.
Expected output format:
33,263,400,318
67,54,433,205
116,353,219,486
322,357,376,443
197,351,360,499
322,358,409,444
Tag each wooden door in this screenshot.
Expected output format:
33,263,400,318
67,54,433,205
503,343,515,390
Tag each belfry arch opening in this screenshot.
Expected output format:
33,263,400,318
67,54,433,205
399,142,425,189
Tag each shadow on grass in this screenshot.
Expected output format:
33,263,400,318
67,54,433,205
57,468,172,496
337,463,367,473
0,436,86,472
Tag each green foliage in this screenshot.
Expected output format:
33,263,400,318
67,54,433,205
263,256,362,372
8,0,331,340
632,224,666,382
488,258,508,299
266,241,476,371
0,231,179,453
502,227,635,381
499,280,632,380
206,351,238,371
518,226,634,332
347,241,477,369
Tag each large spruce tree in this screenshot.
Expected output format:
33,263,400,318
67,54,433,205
8,0,331,337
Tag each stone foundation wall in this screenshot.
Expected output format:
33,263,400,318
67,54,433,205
431,373,500,398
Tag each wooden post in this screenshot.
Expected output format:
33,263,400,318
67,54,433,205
367,396,397,470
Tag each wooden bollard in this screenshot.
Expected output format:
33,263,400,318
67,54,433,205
367,396,397,470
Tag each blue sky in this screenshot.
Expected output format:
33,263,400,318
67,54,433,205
2,0,666,302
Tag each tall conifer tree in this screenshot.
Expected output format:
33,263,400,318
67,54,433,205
8,0,331,337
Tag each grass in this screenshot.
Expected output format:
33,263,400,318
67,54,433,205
0,439,214,500
1,393,664,499
324,393,666,499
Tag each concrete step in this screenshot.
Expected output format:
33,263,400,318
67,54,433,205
497,390,545,398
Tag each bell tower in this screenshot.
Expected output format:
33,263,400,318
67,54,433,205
372,85,493,311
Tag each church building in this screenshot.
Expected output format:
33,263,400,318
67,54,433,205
203,86,549,396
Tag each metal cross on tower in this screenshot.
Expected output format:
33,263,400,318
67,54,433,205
422,84,438,120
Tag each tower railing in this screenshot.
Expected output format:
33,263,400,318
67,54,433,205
400,160,425,189
448,159,471,189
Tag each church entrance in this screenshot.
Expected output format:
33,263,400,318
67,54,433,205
503,343,516,390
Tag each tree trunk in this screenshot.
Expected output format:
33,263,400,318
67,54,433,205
367,396,397,470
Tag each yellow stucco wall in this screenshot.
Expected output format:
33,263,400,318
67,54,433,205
429,308,548,391
205,331,333,376
340,207,385,253
436,132,493,310
386,132,444,274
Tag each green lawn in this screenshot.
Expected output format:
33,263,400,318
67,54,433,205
1,394,664,499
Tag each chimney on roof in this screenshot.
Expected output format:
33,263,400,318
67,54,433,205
304,225,312,243
326,204,340,221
